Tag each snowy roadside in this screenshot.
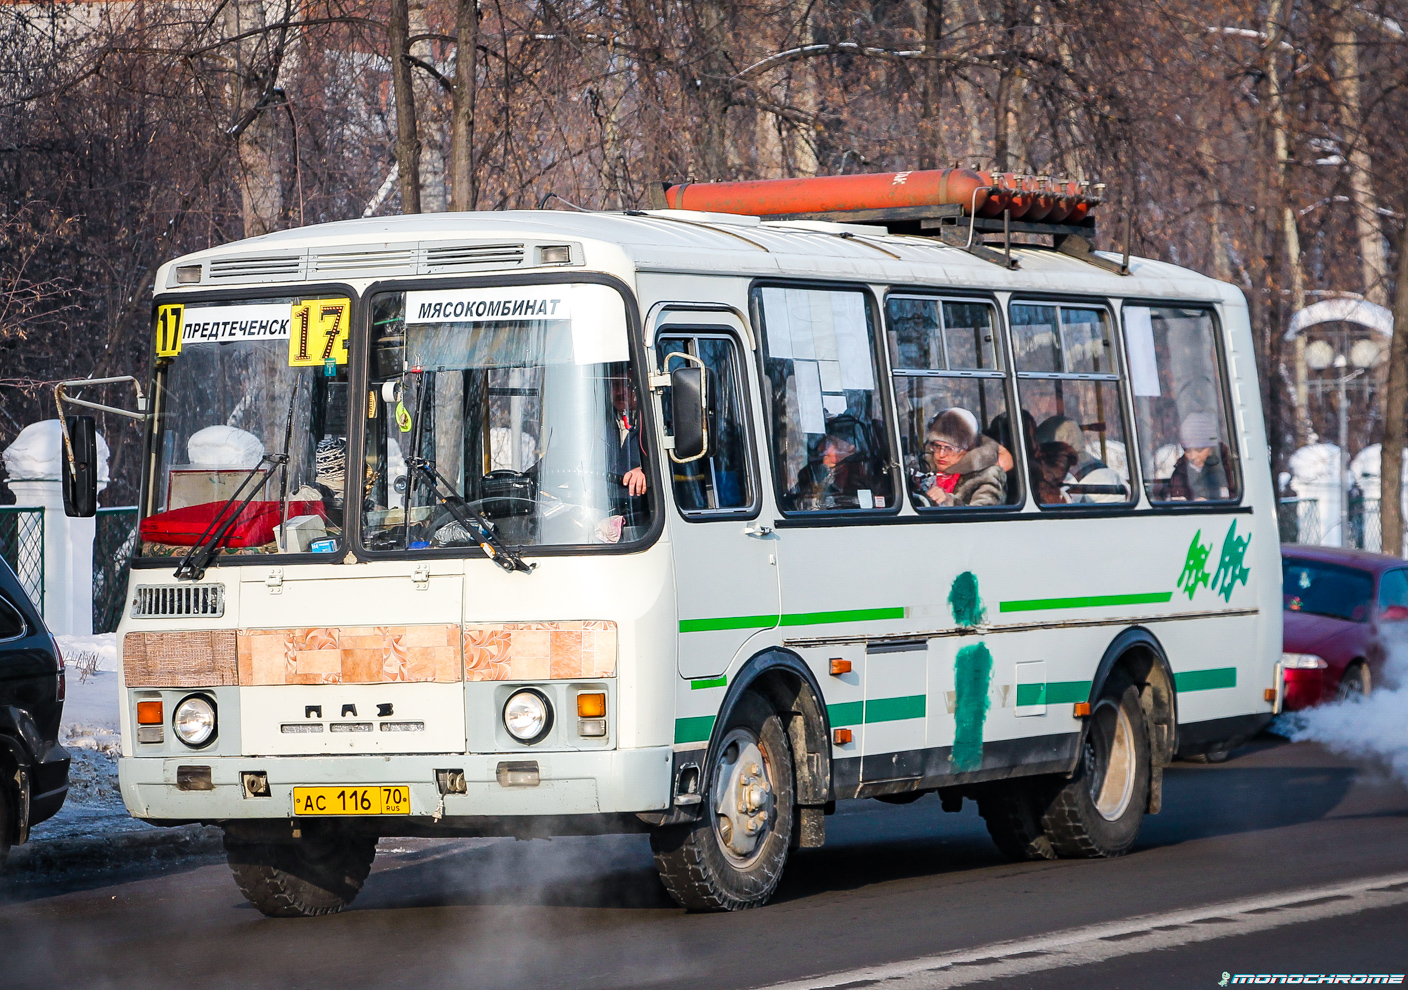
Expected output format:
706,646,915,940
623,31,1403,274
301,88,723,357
7,635,221,876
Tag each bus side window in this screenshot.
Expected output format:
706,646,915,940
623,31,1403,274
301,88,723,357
754,285,895,513
885,296,1018,508
1011,302,1134,507
657,332,754,513
1123,306,1241,504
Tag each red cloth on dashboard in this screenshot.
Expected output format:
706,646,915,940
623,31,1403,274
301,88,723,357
139,500,326,547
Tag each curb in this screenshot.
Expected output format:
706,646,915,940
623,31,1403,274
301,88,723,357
6,824,224,876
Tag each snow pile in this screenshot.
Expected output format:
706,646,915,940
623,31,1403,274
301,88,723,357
55,632,119,672
187,425,264,468
1,419,110,481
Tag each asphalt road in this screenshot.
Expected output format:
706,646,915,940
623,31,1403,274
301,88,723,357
2,738,1405,990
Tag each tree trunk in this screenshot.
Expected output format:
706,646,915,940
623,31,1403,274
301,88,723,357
448,0,478,211
224,0,284,236
1332,26,1389,308
409,0,445,212
389,0,421,214
1379,211,1408,558
918,0,944,169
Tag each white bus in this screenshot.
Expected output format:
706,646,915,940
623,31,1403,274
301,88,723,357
110,184,1280,915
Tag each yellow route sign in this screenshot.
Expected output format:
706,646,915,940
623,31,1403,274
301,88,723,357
289,297,351,367
155,304,184,358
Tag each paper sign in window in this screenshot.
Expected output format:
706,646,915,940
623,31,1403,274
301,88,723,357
831,293,876,390
1124,306,1161,397
793,360,826,434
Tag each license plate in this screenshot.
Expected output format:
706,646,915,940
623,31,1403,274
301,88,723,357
292,785,411,816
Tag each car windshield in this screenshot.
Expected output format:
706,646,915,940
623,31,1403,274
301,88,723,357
141,296,351,558
1282,558,1374,622
360,283,654,552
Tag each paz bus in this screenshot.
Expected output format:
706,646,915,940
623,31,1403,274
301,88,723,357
93,170,1280,914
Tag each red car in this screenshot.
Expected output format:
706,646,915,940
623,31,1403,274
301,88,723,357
1280,544,1406,710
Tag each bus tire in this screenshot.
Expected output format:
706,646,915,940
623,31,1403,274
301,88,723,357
0,782,11,873
976,780,1059,861
224,829,377,918
650,693,795,911
1041,671,1150,858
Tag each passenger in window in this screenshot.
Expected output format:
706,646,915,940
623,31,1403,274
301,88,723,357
1034,415,1127,504
984,409,1035,504
1168,413,1231,501
790,424,877,510
1034,441,1080,504
1036,417,1106,479
910,408,1006,507
610,376,648,497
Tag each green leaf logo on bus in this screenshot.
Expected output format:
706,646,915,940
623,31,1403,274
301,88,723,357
1177,521,1251,603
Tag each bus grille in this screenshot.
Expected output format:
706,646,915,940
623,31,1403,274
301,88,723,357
423,243,525,272
207,255,304,281
131,584,225,618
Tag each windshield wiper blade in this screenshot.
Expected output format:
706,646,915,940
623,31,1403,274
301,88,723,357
172,453,286,580
407,458,535,574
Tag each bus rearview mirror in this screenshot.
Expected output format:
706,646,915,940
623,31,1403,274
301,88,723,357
670,366,710,462
63,415,99,518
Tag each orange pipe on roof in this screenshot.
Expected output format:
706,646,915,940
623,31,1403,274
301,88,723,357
663,168,994,216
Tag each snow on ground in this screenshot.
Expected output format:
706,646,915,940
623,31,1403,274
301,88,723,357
28,635,153,842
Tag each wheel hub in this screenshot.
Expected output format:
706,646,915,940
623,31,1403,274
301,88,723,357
1086,698,1136,821
713,729,774,861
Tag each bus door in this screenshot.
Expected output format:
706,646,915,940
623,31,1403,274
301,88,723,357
655,319,780,681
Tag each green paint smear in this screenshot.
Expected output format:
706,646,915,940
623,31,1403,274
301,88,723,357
949,571,986,627
951,642,993,772
673,715,715,744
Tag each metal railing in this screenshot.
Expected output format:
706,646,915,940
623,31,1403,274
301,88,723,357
94,506,139,634
0,506,44,614
1278,497,1320,546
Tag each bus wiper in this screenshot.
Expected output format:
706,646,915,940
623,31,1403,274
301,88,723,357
173,452,286,581
406,457,535,574
175,383,301,581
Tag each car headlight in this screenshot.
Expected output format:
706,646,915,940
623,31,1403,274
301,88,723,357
503,689,552,743
1282,652,1328,670
173,695,217,747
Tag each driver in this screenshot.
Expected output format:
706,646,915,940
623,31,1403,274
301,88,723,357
610,376,647,496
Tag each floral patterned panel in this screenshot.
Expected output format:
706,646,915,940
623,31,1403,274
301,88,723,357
463,620,617,681
236,625,460,685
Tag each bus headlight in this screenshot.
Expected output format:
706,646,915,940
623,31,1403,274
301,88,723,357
173,695,217,747
503,689,552,743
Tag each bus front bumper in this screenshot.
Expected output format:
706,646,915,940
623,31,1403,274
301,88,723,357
119,747,673,822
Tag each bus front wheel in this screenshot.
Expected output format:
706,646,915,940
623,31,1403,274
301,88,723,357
224,827,377,918
1042,670,1151,858
650,693,795,911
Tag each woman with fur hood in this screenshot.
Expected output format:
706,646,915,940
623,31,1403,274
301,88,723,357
911,407,1007,507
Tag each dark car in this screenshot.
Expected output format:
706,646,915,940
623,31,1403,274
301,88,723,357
1281,544,1407,710
0,557,69,869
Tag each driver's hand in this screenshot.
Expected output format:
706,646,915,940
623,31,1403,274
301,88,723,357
623,467,647,496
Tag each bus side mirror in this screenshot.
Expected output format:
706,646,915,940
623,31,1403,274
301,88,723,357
669,365,710,462
62,415,99,518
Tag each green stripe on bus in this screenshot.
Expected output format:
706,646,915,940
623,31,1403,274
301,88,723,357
1015,683,1046,707
865,694,927,723
690,675,727,690
674,715,715,744
679,614,780,633
780,606,907,627
998,591,1173,613
1175,667,1237,692
827,701,864,726
680,606,906,633
1046,680,1093,704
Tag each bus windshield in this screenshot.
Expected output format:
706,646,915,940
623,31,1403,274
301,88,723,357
140,295,351,559
361,282,654,552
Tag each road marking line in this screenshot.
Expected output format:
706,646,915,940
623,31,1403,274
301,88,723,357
755,871,1408,990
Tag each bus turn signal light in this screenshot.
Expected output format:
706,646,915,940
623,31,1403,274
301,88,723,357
833,728,853,745
830,659,851,675
1073,702,1091,717
137,701,164,725
576,693,606,718
1264,688,1277,702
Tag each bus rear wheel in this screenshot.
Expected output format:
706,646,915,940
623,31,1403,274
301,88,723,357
976,779,1059,861
650,693,795,911
224,828,377,918
1041,671,1151,858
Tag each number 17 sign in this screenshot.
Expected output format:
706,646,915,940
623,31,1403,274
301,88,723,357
289,298,351,367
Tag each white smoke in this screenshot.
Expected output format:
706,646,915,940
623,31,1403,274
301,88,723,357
1280,635,1408,785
